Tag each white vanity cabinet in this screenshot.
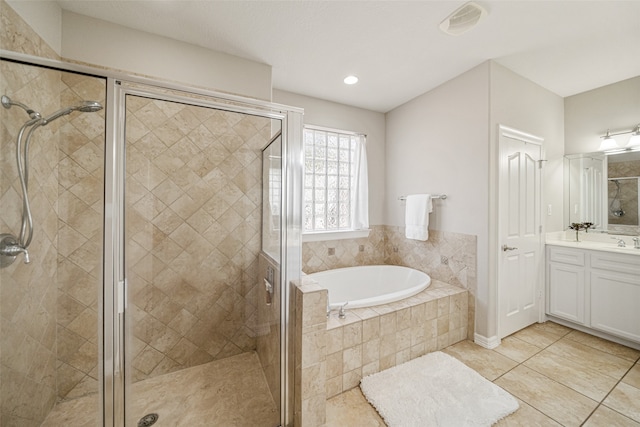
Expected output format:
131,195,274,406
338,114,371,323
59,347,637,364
547,247,586,324
546,244,640,344
589,252,640,342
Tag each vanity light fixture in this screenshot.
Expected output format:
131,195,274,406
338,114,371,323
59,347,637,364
599,124,640,153
344,75,359,85
625,124,640,149
598,130,619,151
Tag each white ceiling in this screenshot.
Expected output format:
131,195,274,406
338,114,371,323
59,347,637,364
55,1,640,113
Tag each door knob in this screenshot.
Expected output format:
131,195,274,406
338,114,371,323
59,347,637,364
502,245,518,251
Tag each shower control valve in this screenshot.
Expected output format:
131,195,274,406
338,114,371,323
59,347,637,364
0,233,30,268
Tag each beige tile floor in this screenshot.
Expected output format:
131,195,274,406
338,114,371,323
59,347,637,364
41,351,278,427
327,321,640,426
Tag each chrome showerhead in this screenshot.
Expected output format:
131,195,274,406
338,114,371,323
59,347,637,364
76,101,103,112
41,101,103,125
1,95,41,119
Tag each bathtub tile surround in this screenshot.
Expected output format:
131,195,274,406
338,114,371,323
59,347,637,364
384,227,476,292
292,277,468,425
292,279,329,427
385,226,477,339
302,225,477,338
302,225,385,273
324,281,468,399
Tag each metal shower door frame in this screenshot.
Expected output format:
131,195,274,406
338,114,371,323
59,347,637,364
0,50,302,427
105,79,302,426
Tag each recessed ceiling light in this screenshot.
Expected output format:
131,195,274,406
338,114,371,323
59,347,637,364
344,75,359,85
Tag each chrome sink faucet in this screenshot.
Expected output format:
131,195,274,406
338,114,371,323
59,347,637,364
633,237,640,249
613,238,626,247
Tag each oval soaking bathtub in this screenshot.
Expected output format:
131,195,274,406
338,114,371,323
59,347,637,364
306,265,431,309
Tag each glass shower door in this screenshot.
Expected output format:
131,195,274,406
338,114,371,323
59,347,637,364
1,59,106,427
121,91,282,426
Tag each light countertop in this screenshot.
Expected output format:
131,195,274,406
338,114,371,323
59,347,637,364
546,231,640,257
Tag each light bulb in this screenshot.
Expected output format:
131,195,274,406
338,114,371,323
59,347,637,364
625,125,640,149
598,131,618,152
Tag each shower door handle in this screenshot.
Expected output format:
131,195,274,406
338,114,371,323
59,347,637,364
114,279,127,377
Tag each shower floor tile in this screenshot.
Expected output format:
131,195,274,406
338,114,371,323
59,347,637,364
41,351,278,427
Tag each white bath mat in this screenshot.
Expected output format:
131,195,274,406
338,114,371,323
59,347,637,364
360,351,519,427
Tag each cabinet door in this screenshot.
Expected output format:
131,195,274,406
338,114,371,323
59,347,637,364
590,270,640,342
548,262,586,324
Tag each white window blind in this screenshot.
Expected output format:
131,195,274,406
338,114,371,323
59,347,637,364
303,126,368,233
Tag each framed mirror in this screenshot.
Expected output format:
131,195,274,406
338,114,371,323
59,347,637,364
607,151,640,233
565,151,640,234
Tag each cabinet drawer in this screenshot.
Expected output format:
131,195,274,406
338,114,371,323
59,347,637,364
591,252,640,275
548,246,585,266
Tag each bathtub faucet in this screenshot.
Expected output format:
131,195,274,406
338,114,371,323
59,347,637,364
338,302,349,319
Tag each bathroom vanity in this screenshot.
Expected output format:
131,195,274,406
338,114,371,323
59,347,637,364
546,233,640,345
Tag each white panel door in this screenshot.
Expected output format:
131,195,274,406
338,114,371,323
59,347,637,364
498,126,543,338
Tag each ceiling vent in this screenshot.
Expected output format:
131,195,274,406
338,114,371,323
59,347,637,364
439,2,488,36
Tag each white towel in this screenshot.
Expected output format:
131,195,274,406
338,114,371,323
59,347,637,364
405,194,432,241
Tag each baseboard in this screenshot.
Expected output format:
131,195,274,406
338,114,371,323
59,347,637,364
474,333,501,349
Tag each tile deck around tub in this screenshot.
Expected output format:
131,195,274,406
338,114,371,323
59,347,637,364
323,280,468,398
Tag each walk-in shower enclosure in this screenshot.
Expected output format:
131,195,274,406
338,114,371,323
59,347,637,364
0,53,302,426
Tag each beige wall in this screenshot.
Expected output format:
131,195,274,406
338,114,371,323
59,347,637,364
4,2,273,101
487,62,565,340
385,61,565,341
489,62,566,233
61,11,272,101
565,75,640,155
273,89,386,226
385,63,489,337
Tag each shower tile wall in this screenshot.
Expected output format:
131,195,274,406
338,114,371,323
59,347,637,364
1,3,64,424
55,74,105,400
0,0,59,60
125,96,270,382
0,61,60,427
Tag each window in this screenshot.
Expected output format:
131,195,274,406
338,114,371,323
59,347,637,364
303,126,368,235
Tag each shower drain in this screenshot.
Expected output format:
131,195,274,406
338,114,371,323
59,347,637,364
138,413,159,427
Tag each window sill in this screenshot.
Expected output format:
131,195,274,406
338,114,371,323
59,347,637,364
302,229,371,243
